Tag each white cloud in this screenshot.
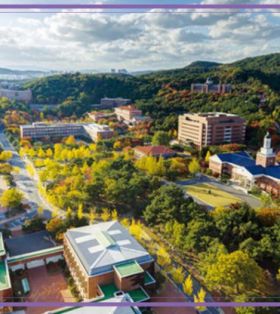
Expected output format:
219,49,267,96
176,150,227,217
0,6,279,71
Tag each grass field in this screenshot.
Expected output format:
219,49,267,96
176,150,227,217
185,183,241,207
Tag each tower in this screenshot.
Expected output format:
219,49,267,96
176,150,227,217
256,132,276,167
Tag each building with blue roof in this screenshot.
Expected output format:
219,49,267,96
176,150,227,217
209,132,280,196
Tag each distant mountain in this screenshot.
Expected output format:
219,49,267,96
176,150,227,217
0,67,58,81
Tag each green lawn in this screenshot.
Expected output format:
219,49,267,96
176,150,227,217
185,183,241,207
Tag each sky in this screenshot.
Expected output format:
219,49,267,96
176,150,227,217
0,0,280,71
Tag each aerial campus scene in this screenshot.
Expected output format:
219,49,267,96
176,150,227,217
1,0,280,314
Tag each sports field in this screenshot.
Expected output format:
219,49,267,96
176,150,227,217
185,183,241,207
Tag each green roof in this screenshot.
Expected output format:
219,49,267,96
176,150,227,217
144,271,156,286
0,260,10,291
99,283,118,300
0,233,5,257
114,261,144,278
128,287,150,302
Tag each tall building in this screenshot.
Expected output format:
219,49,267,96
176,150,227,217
0,88,32,103
209,132,280,196
191,78,232,94
64,221,155,300
178,112,246,149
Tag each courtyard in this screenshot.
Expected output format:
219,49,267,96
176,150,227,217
11,264,74,314
185,183,241,208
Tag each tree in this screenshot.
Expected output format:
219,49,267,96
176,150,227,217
205,151,211,163
89,210,96,224
101,208,111,221
0,188,23,210
0,151,12,162
23,217,45,233
257,207,280,227
213,203,260,251
188,158,200,175
171,266,184,284
77,204,84,220
152,131,171,146
66,207,72,219
111,209,118,220
65,135,76,146
37,206,44,217
157,247,171,268
194,288,206,312
204,250,264,296
144,185,199,225
182,275,193,296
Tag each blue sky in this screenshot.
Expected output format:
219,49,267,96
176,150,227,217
0,0,279,71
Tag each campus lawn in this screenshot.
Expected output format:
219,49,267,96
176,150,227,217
185,183,241,207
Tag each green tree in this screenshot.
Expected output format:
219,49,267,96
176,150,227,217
204,250,264,296
144,185,200,225
152,131,171,146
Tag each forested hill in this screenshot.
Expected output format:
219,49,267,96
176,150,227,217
24,53,280,145
24,73,160,105
26,53,280,105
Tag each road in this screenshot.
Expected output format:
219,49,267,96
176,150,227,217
0,132,52,229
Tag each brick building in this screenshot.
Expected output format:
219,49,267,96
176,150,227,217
115,106,150,126
209,132,280,196
133,145,175,159
178,112,246,149
191,78,232,94
64,221,155,300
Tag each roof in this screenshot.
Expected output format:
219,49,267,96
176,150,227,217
0,260,11,291
66,221,153,276
5,231,57,257
114,261,144,278
134,145,175,156
47,295,140,314
116,105,139,111
216,151,255,168
216,151,280,180
0,233,5,257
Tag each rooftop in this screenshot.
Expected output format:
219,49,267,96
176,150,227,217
47,295,141,314
116,105,140,111
185,112,239,118
114,261,144,278
66,221,153,276
5,231,57,257
0,260,11,291
134,145,175,156
0,233,5,257
216,151,280,180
